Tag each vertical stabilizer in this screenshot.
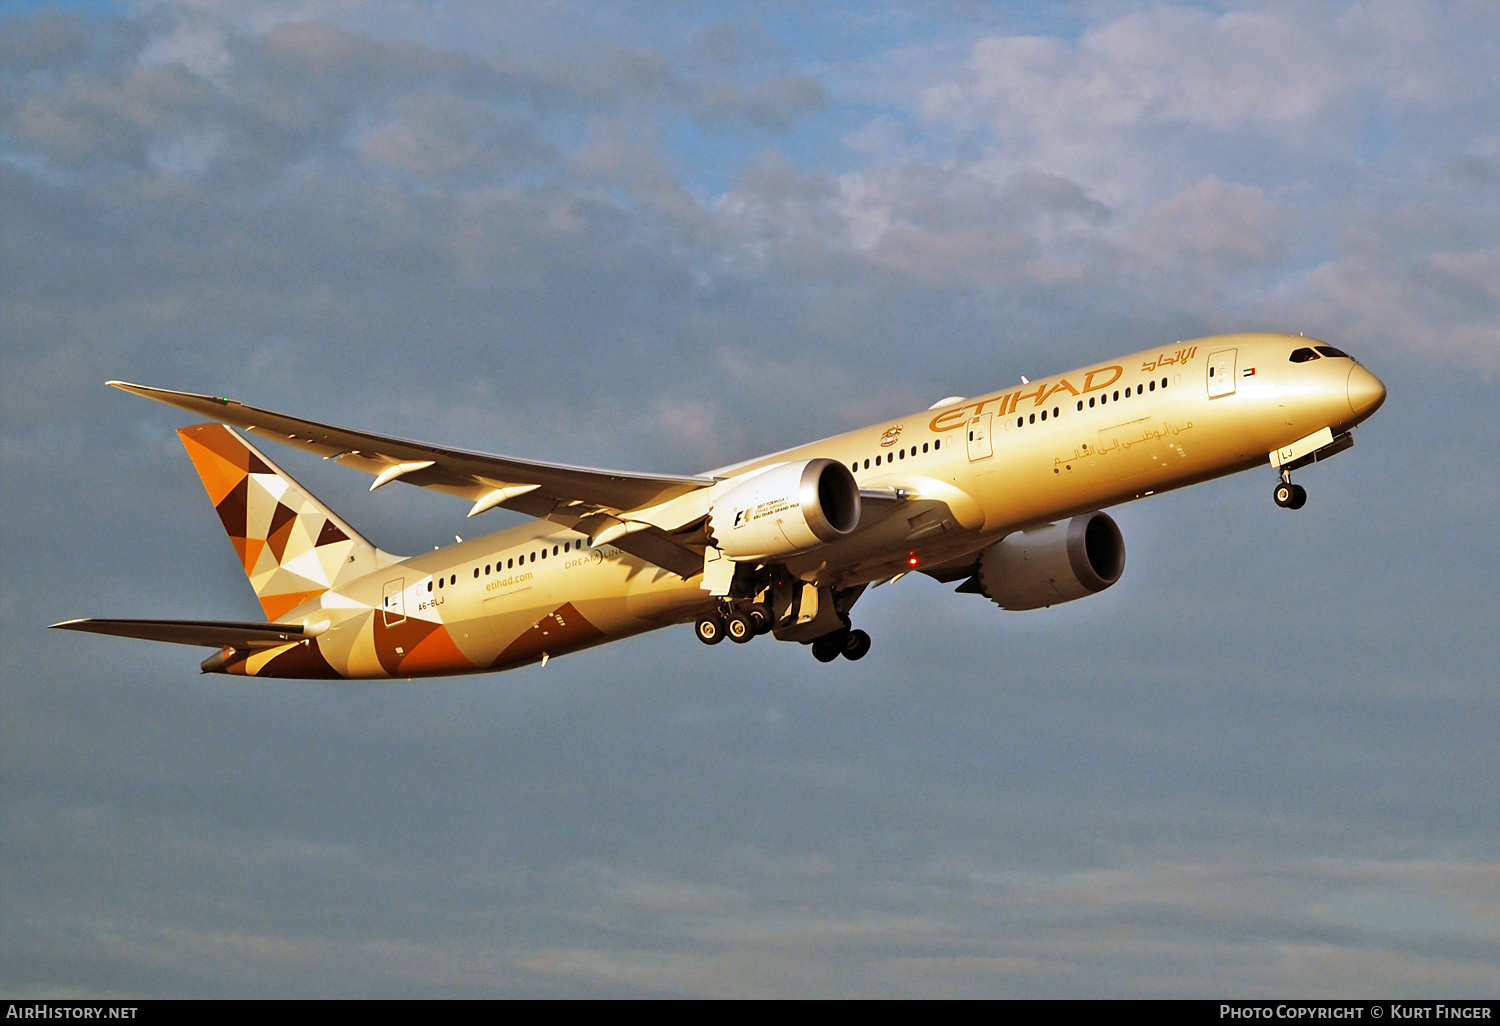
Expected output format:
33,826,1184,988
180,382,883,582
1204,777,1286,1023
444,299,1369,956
177,423,388,620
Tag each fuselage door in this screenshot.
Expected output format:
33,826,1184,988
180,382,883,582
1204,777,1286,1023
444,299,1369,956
967,412,993,461
1207,349,1238,399
382,578,406,627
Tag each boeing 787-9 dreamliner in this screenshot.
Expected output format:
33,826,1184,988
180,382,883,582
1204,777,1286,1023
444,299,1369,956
54,333,1386,677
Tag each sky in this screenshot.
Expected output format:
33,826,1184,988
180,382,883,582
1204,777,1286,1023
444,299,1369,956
1,0,1497,999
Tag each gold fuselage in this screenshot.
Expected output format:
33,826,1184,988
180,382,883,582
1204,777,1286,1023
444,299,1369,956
233,333,1384,678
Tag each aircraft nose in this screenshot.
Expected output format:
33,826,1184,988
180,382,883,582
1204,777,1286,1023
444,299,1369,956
1347,363,1387,417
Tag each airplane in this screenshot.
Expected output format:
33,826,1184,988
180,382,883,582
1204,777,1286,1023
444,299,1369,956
52,332,1386,678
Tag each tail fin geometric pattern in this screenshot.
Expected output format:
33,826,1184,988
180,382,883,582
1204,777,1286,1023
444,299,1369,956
177,423,385,620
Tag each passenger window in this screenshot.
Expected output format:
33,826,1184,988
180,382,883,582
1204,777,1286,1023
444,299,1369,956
933,439,941,450
553,545,559,556
1040,410,1047,421
437,578,443,589
922,442,929,453
863,458,870,469
1028,413,1036,424
1113,390,1119,400
473,567,479,578
427,581,433,592
1149,380,1155,391
1016,417,1024,427
1053,407,1059,418
1289,347,1319,363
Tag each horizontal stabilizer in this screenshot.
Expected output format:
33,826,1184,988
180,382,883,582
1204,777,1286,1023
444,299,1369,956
49,618,312,649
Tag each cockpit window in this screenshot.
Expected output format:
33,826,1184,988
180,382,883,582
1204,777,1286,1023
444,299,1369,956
1314,345,1349,358
1289,347,1320,363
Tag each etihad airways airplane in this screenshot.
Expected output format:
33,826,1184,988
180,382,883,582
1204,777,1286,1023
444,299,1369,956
53,333,1385,677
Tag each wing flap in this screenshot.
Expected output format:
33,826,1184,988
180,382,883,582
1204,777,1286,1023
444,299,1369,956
108,382,715,515
50,618,310,649
605,526,705,580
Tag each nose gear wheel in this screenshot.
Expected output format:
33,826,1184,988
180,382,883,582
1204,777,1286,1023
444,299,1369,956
1274,481,1307,509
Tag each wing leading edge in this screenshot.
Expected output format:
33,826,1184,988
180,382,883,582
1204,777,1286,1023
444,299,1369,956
107,382,716,519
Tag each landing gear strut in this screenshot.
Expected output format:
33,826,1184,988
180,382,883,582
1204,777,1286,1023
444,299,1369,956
1273,470,1307,510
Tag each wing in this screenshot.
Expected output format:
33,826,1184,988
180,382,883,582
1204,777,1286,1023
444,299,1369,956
50,618,310,648
108,382,716,520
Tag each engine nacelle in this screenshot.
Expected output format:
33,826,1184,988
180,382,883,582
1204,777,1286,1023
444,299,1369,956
708,459,860,561
975,512,1125,610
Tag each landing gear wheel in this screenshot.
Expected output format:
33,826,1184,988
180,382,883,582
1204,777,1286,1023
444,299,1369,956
695,616,725,646
811,631,845,663
726,613,754,644
841,629,871,661
1274,482,1308,509
748,603,773,636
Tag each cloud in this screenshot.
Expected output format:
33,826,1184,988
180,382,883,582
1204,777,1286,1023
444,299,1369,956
1136,177,1286,271
355,88,554,177
692,74,827,133
1292,245,1500,373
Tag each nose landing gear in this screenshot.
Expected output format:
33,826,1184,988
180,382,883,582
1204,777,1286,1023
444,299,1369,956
1273,470,1308,510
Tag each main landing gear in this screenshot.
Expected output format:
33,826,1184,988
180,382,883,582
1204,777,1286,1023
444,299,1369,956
810,627,871,663
693,605,871,663
1273,469,1307,510
694,603,772,647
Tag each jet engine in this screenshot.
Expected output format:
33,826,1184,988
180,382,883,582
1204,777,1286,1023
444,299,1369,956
708,459,860,561
974,512,1125,610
